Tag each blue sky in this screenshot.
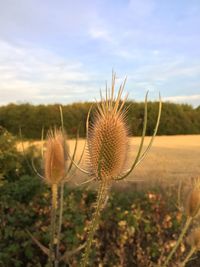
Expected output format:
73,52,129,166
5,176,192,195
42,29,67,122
0,0,200,106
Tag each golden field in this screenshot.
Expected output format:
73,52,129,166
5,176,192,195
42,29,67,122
19,135,200,188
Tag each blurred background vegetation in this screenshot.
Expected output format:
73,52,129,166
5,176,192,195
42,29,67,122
0,101,200,139
1,127,200,266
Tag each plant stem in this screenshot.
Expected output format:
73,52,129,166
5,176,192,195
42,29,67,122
180,246,196,267
80,179,110,267
56,182,64,266
163,217,192,267
49,184,58,267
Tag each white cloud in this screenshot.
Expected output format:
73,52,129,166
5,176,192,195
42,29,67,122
162,94,200,107
163,94,200,102
89,28,113,43
0,40,96,105
128,58,200,84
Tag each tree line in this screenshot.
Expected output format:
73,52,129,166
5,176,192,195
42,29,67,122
0,101,200,139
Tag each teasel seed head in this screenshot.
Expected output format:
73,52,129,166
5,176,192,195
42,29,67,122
44,129,67,185
185,178,200,218
87,77,129,181
187,228,200,250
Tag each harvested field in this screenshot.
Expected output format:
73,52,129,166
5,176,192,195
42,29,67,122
19,135,200,188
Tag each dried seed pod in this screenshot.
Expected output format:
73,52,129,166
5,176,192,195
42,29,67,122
185,188,200,218
44,129,67,185
187,228,200,250
88,83,129,181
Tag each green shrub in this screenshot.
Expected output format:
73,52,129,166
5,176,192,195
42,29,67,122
1,102,200,139
0,127,41,183
1,179,198,267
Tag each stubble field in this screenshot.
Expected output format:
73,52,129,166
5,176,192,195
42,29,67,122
23,135,200,188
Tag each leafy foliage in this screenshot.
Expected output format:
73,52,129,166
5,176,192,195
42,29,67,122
1,174,200,266
0,127,40,182
0,102,200,139
0,118,200,266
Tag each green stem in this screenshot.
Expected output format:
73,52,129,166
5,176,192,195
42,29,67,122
80,180,110,267
49,184,58,267
180,246,196,267
163,217,192,267
55,182,64,266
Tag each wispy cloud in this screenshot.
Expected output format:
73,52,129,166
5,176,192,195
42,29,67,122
0,40,97,105
0,1,200,106
128,59,200,83
89,28,113,43
162,94,200,107
163,94,200,102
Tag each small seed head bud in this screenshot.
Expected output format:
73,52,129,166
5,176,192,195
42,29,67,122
185,187,200,218
44,129,67,185
188,228,200,250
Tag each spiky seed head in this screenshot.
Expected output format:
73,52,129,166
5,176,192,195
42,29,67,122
87,77,129,180
44,129,67,185
185,179,200,218
187,228,200,250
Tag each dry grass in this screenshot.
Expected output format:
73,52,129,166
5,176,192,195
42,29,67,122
19,135,200,188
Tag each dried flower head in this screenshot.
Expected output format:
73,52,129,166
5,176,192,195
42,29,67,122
187,228,200,250
87,78,129,180
44,129,67,185
80,74,161,267
185,178,200,218
74,73,161,184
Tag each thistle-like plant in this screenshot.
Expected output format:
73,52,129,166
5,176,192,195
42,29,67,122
163,178,200,267
179,227,200,267
75,74,162,267
43,128,68,267
26,118,86,267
